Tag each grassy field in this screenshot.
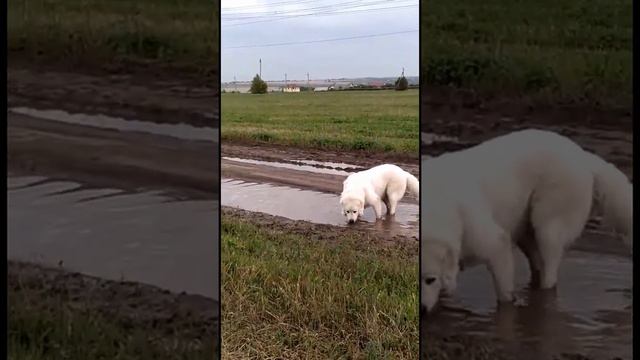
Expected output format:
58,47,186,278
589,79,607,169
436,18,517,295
221,89,419,154
8,0,219,75
221,217,419,359
9,282,214,360
422,0,632,106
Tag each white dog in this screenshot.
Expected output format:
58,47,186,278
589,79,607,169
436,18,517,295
421,129,632,312
340,164,419,223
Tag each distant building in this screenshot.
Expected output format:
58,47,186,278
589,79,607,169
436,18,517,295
283,84,301,93
314,86,329,92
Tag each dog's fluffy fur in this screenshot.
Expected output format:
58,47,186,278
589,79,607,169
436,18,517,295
421,129,632,312
340,164,419,223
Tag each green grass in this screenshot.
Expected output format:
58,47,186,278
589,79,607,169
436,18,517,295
221,217,419,359
422,0,632,106
8,0,219,75
9,284,214,359
221,90,419,155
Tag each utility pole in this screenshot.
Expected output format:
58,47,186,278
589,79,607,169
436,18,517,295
307,72,310,88
402,67,405,77
234,75,237,92
259,58,262,78
285,73,287,86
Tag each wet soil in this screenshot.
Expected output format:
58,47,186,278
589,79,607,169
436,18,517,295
222,207,417,251
8,260,219,354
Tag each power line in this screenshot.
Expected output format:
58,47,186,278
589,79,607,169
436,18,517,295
222,0,327,11
223,29,417,49
222,0,412,17
223,4,417,27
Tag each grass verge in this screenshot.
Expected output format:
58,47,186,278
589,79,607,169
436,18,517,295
221,89,419,155
221,216,419,359
8,0,219,76
8,263,216,360
422,0,632,107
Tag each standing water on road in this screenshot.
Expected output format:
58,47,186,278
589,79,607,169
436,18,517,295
8,176,219,300
425,246,632,359
221,178,419,238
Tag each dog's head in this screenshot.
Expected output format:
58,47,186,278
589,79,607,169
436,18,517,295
340,195,364,224
421,240,460,313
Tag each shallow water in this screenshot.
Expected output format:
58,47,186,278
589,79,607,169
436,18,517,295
9,107,219,142
426,249,632,359
221,178,419,238
222,157,359,176
8,176,219,300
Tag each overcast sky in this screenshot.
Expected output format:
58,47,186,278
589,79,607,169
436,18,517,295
221,0,419,82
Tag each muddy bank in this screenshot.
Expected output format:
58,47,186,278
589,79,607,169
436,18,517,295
222,143,419,172
222,207,418,251
422,85,631,132
8,64,219,127
8,260,219,356
8,110,218,198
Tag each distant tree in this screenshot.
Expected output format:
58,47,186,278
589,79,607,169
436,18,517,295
395,75,409,91
250,74,268,94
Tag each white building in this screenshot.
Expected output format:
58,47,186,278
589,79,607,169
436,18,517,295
314,87,329,92
283,85,301,93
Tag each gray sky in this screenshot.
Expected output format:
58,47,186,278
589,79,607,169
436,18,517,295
221,0,419,82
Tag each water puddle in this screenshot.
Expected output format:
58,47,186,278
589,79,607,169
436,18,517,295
7,176,219,300
426,249,632,359
223,157,359,176
9,107,219,142
221,178,418,237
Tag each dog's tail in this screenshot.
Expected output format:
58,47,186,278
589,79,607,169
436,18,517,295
588,152,633,252
405,171,420,198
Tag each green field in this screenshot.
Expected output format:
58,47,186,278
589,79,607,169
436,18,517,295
8,0,219,75
222,218,419,359
221,90,419,155
422,0,632,106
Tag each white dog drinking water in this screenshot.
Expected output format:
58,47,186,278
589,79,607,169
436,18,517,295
340,164,419,224
421,129,632,312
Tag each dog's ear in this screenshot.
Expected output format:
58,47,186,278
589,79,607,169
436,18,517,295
358,199,364,215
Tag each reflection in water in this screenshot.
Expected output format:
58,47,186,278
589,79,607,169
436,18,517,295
221,178,418,238
8,176,219,300
426,250,632,359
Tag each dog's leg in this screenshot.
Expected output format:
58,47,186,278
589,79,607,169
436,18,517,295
518,228,542,289
487,233,516,303
386,191,402,216
372,198,384,219
536,224,567,290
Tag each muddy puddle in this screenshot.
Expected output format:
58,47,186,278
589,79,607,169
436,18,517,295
221,178,419,238
7,175,219,300
427,247,632,359
9,107,219,142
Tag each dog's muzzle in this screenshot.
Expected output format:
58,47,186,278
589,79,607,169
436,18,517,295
348,219,356,224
